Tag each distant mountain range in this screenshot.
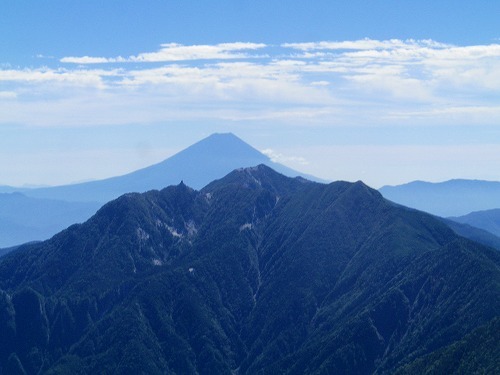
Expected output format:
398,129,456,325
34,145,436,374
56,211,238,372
442,218,500,251
0,133,317,247
17,133,320,204
0,193,101,248
0,165,498,374
449,208,500,237
0,186,27,194
380,179,500,217
3,133,500,249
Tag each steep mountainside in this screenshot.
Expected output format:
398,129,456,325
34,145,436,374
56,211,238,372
380,179,500,217
0,244,29,259
449,208,500,237
0,166,498,374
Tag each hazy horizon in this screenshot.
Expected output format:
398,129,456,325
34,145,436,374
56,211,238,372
1,1,499,188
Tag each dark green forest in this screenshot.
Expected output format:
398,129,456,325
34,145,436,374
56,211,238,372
0,165,498,374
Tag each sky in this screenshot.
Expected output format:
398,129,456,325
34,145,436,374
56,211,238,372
1,0,499,188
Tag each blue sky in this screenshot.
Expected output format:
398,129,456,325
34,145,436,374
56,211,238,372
1,1,499,188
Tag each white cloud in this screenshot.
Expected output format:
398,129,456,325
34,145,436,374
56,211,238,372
283,38,451,52
0,91,17,99
311,81,330,86
261,148,308,165
61,42,267,64
61,56,121,64
0,67,120,90
387,105,500,125
3,39,499,187
130,42,266,62
1,39,499,128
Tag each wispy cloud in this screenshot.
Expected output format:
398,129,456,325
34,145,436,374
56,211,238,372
387,105,500,125
61,42,267,64
261,148,308,165
1,39,499,127
0,91,17,99
283,38,451,51
0,67,120,89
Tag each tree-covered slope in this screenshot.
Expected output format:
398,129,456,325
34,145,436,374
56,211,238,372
393,317,500,374
0,165,498,374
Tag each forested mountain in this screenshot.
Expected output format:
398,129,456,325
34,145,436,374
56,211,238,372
0,165,498,374
379,179,500,217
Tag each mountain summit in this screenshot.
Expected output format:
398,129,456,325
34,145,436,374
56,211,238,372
21,133,317,204
0,134,318,247
0,165,498,374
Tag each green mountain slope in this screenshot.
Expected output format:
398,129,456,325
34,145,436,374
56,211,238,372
0,165,498,374
394,317,500,374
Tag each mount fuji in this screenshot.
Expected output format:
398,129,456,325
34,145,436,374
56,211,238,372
20,133,321,204
0,133,319,247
